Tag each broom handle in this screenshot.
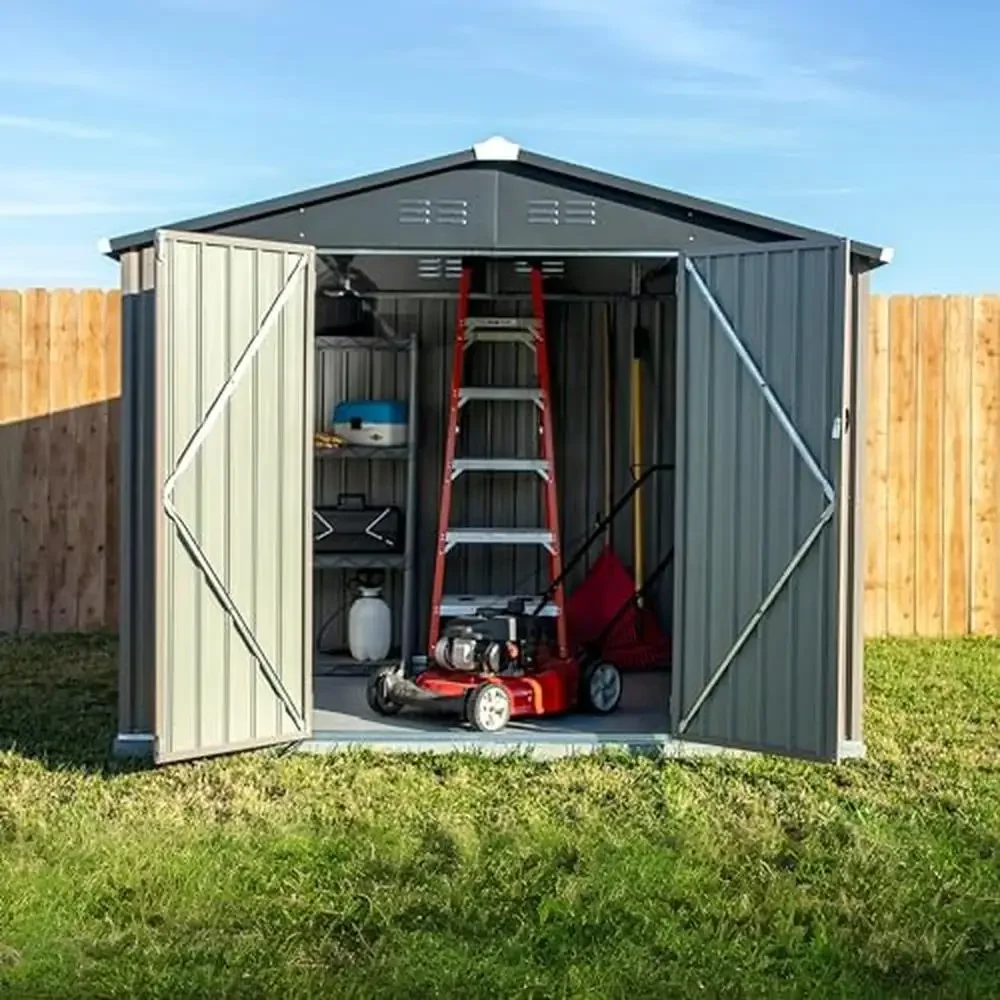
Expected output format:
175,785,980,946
632,354,645,606
602,304,613,544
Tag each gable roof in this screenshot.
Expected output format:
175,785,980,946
104,137,891,265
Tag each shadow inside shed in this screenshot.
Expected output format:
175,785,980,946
108,137,884,764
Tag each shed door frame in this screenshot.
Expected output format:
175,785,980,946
153,229,316,764
671,238,851,759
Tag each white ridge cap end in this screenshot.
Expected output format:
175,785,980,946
473,135,521,162
880,246,895,264
97,236,112,256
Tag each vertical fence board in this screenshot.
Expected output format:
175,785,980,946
915,297,945,636
0,291,24,632
943,296,973,635
20,291,52,631
886,296,917,635
78,290,109,629
863,295,890,636
49,290,82,631
971,296,1000,635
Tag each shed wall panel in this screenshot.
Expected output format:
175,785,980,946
208,167,775,257
221,172,497,251
495,171,755,252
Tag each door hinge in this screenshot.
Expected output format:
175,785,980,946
831,409,851,440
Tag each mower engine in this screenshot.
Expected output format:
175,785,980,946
431,604,544,676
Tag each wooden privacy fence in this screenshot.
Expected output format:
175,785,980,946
865,295,1000,637
0,290,121,633
0,288,998,637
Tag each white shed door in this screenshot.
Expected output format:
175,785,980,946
672,240,850,760
153,230,315,764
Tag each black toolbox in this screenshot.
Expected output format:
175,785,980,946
313,494,404,554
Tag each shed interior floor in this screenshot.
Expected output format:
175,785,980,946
312,670,670,738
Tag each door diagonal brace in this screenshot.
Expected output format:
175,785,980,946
678,256,838,735
161,250,308,731
164,503,306,730
684,258,834,503
678,501,835,734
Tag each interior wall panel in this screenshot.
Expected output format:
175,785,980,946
313,289,677,656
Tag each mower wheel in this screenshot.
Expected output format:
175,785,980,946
466,682,512,733
582,660,623,714
366,666,403,716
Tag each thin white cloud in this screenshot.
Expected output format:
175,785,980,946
0,202,152,218
317,109,799,151
0,113,160,146
0,246,116,287
0,114,117,140
523,0,879,109
717,186,861,201
0,59,124,97
151,0,286,12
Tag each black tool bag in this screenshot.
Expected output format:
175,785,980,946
313,494,404,553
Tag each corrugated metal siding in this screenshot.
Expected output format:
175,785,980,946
154,233,313,762
673,244,846,760
314,292,677,655
118,247,158,740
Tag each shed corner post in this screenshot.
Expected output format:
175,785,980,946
838,251,870,759
113,247,158,761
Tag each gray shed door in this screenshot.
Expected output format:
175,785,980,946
672,241,848,760
154,231,315,764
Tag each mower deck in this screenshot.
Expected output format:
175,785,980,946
368,653,624,733
414,658,581,719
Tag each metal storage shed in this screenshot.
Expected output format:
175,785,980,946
105,136,889,765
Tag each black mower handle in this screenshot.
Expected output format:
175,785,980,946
532,463,674,619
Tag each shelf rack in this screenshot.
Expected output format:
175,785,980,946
313,326,419,673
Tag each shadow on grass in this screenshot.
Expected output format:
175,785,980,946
0,632,138,773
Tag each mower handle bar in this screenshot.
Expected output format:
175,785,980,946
531,463,674,619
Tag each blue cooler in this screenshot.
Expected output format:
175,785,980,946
332,399,408,447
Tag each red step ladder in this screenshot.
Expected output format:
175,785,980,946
428,263,569,659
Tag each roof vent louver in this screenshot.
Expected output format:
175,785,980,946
528,199,559,225
418,258,464,280
515,260,565,276
399,199,432,225
565,199,597,225
436,199,468,225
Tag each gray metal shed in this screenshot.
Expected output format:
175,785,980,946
106,136,888,765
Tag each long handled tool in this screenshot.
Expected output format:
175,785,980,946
631,325,649,606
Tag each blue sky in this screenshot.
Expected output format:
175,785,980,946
1,0,997,291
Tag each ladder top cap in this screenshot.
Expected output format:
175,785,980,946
473,136,521,162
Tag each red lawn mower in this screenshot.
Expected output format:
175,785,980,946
366,465,674,733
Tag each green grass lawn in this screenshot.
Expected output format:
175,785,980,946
1,636,998,1000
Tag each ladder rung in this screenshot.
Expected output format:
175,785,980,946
440,595,560,618
445,528,554,549
464,317,539,333
458,387,543,405
464,331,537,347
451,458,549,478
